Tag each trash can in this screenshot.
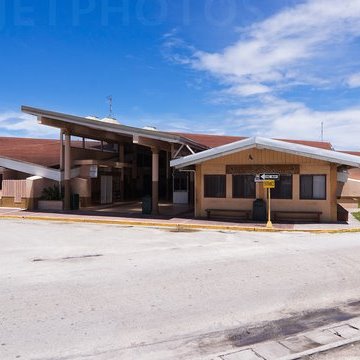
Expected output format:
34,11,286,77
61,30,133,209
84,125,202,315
70,194,80,210
253,198,266,221
142,195,152,215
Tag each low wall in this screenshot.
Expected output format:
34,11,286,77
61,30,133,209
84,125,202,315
0,196,30,209
0,177,57,210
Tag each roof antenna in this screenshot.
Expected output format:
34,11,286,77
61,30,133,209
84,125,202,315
321,121,324,142
107,95,113,118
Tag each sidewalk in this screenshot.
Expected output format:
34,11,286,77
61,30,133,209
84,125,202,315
307,341,360,359
0,207,359,233
218,317,360,360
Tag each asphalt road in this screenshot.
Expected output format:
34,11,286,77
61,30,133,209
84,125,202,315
1,219,360,359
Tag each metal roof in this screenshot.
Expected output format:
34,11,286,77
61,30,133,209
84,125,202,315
170,137,360,169
21,106,208,150
0,156,61,181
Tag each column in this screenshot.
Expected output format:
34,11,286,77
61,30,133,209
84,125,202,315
132,145,137,198
64,132,71,210
189,171,194,206
59,130,64,171
165,151,171,201
119,144,125,201
330,164,338,222
152,148,159,215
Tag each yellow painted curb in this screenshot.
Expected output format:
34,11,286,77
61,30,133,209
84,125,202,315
1,214,360,234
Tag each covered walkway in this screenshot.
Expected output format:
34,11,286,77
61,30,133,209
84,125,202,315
21,106,204,214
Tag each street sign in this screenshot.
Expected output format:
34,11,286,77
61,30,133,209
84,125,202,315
259,173,280,181
263,180,275,189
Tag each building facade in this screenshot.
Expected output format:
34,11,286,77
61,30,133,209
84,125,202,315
171,137,360,222
0,106,359,223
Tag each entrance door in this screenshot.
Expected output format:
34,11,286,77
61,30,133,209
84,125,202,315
173,172,189,204
100,175,113,204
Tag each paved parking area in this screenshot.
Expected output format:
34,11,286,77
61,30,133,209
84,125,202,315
1,219,360,359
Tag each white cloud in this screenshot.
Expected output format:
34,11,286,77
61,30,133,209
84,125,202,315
226,83,271,96
192,0,360,90
0,111,58,138
165,0,360,148
227,96,360,149
346,72,360,88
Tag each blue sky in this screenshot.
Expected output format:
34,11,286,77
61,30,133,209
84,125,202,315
1,0,360,149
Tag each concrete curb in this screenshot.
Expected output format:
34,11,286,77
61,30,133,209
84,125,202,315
278,335,360,360
1,214,360,233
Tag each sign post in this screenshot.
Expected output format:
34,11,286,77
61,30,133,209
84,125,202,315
266,188,272,228
263,180,275,228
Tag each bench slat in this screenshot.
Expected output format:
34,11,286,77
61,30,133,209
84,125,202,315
206,208,251,220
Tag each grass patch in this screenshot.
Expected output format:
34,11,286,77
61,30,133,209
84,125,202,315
353,212,360,222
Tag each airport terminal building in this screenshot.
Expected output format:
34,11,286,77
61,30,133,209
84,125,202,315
0,106,359,222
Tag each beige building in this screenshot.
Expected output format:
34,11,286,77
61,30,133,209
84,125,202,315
171,137,360,222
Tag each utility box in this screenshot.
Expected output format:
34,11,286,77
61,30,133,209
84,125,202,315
253,199,266,221
70,194,80,210
142,195,152,215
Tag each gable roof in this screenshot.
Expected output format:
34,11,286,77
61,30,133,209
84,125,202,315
340,151,360,156
0,137,60,167
348,168,360,180
170,136,360,169
172,132,333,150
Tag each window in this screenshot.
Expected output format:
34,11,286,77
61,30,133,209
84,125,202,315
271,175,293,199
204,175,226,198
300,175,326,200
174,172,188,191
233,175,255,198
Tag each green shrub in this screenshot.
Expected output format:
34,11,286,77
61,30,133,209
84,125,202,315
40,185,62,201
353,212,360,222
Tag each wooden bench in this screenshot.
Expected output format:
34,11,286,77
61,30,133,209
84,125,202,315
273,211,322,223
205,208,251,220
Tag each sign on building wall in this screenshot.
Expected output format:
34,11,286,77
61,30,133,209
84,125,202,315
226,164,300,174
89,165,98,178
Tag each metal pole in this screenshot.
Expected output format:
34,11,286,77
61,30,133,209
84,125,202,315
266,188,273,228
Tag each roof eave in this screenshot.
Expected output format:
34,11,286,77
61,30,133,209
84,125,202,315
171,137,360,169
21,106,208,150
